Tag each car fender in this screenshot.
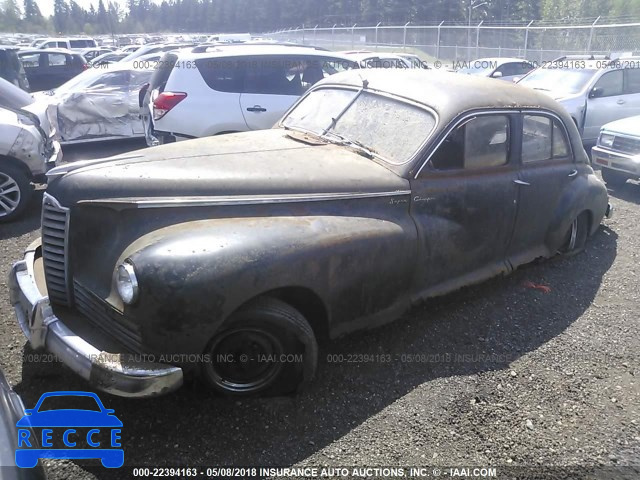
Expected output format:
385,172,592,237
121,215,417,354
545,168,608,250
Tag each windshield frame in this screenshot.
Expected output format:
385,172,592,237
280,84,439,175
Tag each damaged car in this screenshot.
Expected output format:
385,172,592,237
0,78,61,222
9,70,611,398
25,61,154,144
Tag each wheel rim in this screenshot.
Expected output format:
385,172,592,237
560,218,578,253
206,328,284,393
0,172,21,217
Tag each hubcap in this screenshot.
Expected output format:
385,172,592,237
207,328,284,393
0,173,21,217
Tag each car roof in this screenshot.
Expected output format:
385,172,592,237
343,52,407,61
318,69,564,118
177,44,356,61
472,57,530,64
18,48,78,55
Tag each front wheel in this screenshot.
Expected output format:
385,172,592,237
601,167,629,188
558,211,589,256
201,297,318,396
0,164,33,223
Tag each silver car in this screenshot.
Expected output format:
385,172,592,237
592,115,640,187
0,78,61,222
517,56,640,144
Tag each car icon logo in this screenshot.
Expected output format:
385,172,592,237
15,391,123,468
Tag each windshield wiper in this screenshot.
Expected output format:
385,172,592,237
321,131,375,159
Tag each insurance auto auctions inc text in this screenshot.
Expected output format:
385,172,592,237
259,467,497,478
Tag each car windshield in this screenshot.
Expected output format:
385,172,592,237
282,87,435,165
518,67,596,96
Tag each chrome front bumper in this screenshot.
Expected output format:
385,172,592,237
592,145,640,176
8,240,183,398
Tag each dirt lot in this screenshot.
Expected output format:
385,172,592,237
0,141,639,480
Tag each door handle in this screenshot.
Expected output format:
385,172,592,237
514,179,531,186
246,105,267,112
617,99,626,105
568,169,578,178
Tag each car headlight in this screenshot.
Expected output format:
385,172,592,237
116,261,139,305
599,133,615,148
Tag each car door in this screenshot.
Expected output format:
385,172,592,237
410,112,519,292
43,52,75,90
583,69,625,141
507,112,576,265
19,52,45,91
239,55,305,130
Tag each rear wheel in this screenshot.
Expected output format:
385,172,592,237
201,297,318,396
0,164,33,223
559,211,589,256
601,167,629,188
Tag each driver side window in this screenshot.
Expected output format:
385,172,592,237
593,70,624,97
430,115,510,171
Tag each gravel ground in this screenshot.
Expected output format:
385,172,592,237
0,141,639,480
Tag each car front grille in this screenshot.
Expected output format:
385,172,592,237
612,135,640,155
41,193,71,306
74,281,143,353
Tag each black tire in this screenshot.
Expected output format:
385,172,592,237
201,297,318,396
559,211,589,256
0,163,33,223
601,167,629,188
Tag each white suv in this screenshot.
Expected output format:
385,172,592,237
142,45,357,144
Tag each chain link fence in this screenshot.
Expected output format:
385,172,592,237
267,20,640,63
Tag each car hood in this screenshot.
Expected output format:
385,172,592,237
46,129,410,206
601,115,640,136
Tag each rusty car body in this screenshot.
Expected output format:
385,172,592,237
9,70,611,398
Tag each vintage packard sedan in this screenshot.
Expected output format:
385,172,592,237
9,70,612,398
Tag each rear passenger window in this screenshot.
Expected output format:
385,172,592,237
430,115,509,170
244,57,303,95
522,115,570,163
48,53,68,67
20,53,41,68
196,58,245,93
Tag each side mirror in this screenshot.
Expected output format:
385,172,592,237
589,87,604,99
491,71,503,78
24,409,33,415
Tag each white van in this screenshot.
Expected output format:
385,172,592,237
37,37,97,51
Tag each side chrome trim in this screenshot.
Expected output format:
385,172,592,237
77,190,413,209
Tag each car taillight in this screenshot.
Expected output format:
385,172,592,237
153,92,187,120
82,63,88,70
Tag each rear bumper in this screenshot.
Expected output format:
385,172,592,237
592,145,640,177
8,240,183,398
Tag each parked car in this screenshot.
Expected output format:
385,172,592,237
342,51,412,68
143,45,358,145
592,115,640,186
18,49,87,91
120,43,195,63
90,51,128,66
396,52,429,69
9,70,611,398
35,37,97,50
0,46,30,91
80,47,114,61
517,55,640,144
457,57,534,81
24,60,155,144
0,78,61,222
0,367,47,479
